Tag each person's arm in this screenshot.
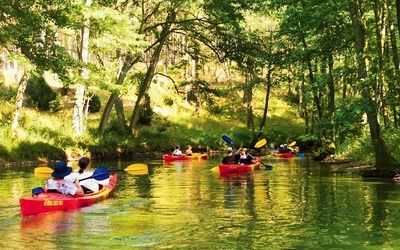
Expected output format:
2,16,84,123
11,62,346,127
74,179,84,196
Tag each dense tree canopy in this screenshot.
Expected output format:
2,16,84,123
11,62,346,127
2,0,400,174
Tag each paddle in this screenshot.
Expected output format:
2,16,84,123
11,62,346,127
247,139,273,170
34,163,149,177
80,167,110,181
222,135,234,145
214,136,272,170
254,139,267,149
212,135,238,172
289,141,296,147
34,166,53,175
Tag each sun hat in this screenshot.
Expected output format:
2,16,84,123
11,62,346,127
227,147,233,152
52,162,73,179
243,148,248,151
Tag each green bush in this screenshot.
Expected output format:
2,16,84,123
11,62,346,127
88,93,101,113
164,97,174,106
0,86,17,102
14,141,65,160
49,93,63,113
139,94,153,125
25,74,58,111
0,144,9,159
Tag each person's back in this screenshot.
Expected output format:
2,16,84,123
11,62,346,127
173,146,182,156
222,147,240,164
45,162,84,196
239,148,252,164
280,147,291,154
64,157,102,193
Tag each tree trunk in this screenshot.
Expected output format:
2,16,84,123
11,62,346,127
73,0,91,137
98,54,137,134
98,93,120,134
72,85,85,137
327,53,336,141
396,0,400,37
255,63,271,143
348,0,399,173
129,12,176,135
389,4,400,128
10,71,29,139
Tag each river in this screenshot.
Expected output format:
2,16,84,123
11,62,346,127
1,154,400,249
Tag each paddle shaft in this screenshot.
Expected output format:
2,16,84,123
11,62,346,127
248,153,270,168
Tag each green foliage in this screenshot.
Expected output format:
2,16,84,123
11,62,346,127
88,93,101,113
139,94,153,125
49,94,63,113
0,86,17,102
104,119,126,136
25,75,59,111
13,141,65,160
0,144,9,159
164,97,174,106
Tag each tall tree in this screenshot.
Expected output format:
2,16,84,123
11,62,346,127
348,0,399,174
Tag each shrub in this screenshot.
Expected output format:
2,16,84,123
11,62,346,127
49,93,63,113
164,97,174,106
25,74,58,111
0,86,17,102
88,93,101,113
139,94,153,125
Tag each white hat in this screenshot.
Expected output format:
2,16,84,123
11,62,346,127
227,147,233,152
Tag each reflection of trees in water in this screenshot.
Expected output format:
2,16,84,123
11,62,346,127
222,173,254,209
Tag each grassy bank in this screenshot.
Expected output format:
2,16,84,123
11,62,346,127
0,81,307,164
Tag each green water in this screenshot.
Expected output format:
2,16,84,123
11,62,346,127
1,155,400,249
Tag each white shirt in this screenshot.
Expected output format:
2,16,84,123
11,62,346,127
64,171,105,193
173,149,182,156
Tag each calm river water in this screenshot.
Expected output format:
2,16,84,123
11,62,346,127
1,154,400,249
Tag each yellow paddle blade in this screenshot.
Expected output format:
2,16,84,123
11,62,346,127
125,168,149,175
328,142,335,149
34,167,53,174
125,163,148,172
254,139,267,148
34,172,52,178
211,166,219,172
289,141,296,147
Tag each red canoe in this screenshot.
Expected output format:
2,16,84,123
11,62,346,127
20,173,117,216
163,152,208,161
275,152,293,158
218,161,261,174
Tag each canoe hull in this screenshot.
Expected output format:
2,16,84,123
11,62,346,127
163,153,208,161
20,173,117,216
276,152,293,158
218,162,261,174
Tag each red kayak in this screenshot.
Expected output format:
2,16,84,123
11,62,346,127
275,152,293,158
218,161,261,174
20,173,117,216
163,152,208,161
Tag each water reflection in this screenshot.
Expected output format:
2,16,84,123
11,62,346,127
2,157,400,249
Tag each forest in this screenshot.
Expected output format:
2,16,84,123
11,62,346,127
1,0,400,177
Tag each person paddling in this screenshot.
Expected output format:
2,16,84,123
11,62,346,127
64,157,108,193
45,162,84,196
173,146,183,156
222,147,241,164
